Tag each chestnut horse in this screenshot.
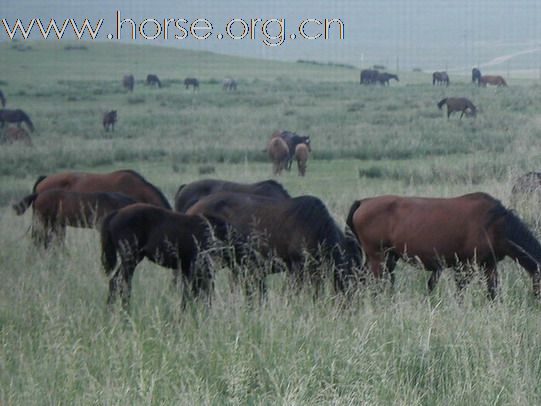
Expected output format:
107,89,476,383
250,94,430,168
174,178,290,212
14,170,171,215
267,136,289,175
437,97,477,119
101,203,228,310
479,75,507,87
13,189,136,247
294,143,310,176
187,192,362,299
346,193,541,299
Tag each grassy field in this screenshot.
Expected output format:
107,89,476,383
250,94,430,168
2,41,541,404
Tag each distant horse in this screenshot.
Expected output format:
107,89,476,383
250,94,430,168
184,77,199,91
360,69,378,84
295,143,310,176
275,130,311,170
222,78,237,91
174,179,290,212
13,189,136,247
376,72,399,85
123,74,134,92
101,203,229,310
102,110,117,132
186,192,362,298
346,193,541,299
146,74,162,88
267,136,289,175
0,109,34,132
432,71,450,86
437,97,477,119
1,127,32,146
472,68,482,85
0,90,5,107
479,75,507,87
14,170,171,214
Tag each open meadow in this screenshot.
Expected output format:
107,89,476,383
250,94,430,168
2,41,541,404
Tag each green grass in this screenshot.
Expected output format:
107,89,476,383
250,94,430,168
2,41,541,404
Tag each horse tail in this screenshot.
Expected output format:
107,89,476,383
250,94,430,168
437,98,448,110
100,211,118,276
32,175,47,193
346,200,362,237
12,193,38,215
21,112,34,132
173,184,186,211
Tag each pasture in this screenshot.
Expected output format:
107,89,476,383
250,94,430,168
2,41,541,404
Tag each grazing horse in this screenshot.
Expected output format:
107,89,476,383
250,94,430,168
123,74,134,92
13,189,136,247
472,68,482,85
294,143,310,176
146,74,162,88
346,193,541,299
186,192,362,298
101,204,229,310
222,78,237,91
437,97,477,119
174,179,290,212
479,75,507,87
0,90,5,107
14,170,171,215
0,109,34,132
432,71,450,86
360,69,378,84
184,77,199,91
1,127,32,146
275,130,311,170
267,136,290,175
102,110,117,132
376,72,399,85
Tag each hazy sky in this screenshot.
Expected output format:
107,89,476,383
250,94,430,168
2,1,541,70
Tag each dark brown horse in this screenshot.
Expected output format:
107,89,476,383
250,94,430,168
432,71,449,86
360,69,378,84
472,68,481,84
376,72,399,85
267,136,289,175
123,74,134,92
14,170,171,214
102,110,117,132
174,178,290,212
437,97,477,119
479,75,507,87
294,143,310,176
186,192,362,298
13,189,136,247
0,109,34,132
101,203,228,310
1,127,32,146
146,74,162,88
184,77,199,91
0,90,5,107
346,193,541,299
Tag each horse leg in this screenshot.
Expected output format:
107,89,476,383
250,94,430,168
460,110,465,120
384,252,399,290
484,266,499,301
454,264,475,297
532,271,541,299
427,268,443,293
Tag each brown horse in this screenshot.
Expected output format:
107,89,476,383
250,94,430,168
14,170,171,214
184,77,199,91
146,74,162,88
13,189,136,247
1,127,32,146
102,110,117,132
295,143,310,176
479,75,507,87
0,90,5,107
437,97,477,119
186,192,362,299
123,74,134,92
0,109,34,132
346,193,541,299
101,203,228,310
267,136,289,175
174,179,290,212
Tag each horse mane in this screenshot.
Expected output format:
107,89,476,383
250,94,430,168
32,175,47,193
346,200,362,235
118,169,172,209
437,98,448,110
255,180,291,198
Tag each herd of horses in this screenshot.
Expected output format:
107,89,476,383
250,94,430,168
267,130,311,175
11,169,541,310
360,70,400,85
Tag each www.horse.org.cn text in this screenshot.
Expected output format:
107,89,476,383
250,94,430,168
1,12,345,47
